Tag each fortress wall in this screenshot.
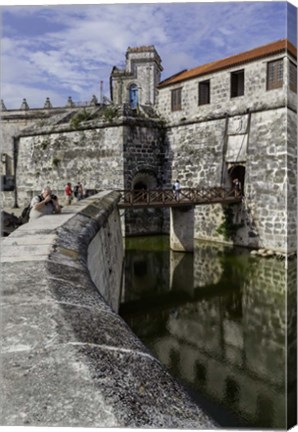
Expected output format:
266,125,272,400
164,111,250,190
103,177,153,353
1,108,71,155
243,108,288,251
1,191,215,428
287,108,297,251
123,120,169,235
14,126,125,208
165,106,291,251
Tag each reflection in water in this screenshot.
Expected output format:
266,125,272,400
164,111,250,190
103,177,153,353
120,236,296,429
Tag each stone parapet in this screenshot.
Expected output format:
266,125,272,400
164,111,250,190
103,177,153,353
1,191,215,428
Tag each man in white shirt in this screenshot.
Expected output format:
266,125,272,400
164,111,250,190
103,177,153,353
29,186,61,221
174,179,181,200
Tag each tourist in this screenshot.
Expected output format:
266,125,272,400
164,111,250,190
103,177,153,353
174,179,181,200
29,186,61,221
232,178,241,197
74,181,84,202
65,182,73,205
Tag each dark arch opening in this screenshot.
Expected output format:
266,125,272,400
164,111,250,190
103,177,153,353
134,181,147,190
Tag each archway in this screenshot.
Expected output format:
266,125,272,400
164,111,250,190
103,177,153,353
132,171,157,190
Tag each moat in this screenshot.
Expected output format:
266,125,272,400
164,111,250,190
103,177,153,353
120,236,293,429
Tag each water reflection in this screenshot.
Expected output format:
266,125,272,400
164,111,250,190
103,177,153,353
120,237,296,429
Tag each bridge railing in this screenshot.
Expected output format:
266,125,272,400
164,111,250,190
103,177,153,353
118,187,240,208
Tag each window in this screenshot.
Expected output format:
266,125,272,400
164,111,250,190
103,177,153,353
171,88,182,111
199,80,210,105
267,59,283,90
231,70,244,98
289,61,297,93
129,84,138,109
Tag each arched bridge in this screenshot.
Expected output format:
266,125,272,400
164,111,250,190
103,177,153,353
118,187,242,209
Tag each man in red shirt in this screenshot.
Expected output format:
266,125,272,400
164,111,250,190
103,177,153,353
65,182,73,205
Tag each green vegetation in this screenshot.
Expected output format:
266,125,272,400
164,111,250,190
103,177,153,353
70,109,91,129
102,106,119,122
216,205,244,241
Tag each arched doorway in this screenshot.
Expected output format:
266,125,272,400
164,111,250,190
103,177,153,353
132,171,157,190
228,165,245,195
134,181,147,190
129,84,138,109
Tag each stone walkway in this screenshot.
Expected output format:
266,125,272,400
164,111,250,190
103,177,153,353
1,192,216,428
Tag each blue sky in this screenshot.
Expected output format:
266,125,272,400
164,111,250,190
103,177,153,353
1,1,297,109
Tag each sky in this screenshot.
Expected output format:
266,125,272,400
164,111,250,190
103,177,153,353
1,1,297,109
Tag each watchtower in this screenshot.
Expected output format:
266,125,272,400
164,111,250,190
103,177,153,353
110,45,163,108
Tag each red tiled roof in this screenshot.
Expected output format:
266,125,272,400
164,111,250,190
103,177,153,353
159,39,297,88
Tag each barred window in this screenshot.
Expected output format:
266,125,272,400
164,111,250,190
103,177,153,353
199,80,210,105
171,88,182,111
231,70,244,98
267,59,283,90
289,61,297,93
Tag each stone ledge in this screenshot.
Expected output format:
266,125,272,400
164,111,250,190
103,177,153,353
1,191,215,428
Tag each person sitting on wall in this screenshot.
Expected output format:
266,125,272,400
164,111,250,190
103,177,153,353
65,182,73,205
29,186,61,221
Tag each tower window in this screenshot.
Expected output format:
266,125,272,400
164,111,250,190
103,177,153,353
267,59,283,90
171,88,182,111
199,80,210,105
129,84,138,109
231,70,244,98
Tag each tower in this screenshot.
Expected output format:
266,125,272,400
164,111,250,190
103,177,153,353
110,45,163,108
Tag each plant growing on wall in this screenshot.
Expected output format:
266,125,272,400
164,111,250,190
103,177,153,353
102,106,119,122
216,205,243,241
70,109,91,129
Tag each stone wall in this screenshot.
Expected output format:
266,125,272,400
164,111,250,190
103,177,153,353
1,191,215,428
12,124,124,208
122,119,169,235
157,55,295,122
155,51,297,252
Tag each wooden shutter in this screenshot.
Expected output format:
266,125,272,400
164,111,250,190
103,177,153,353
267,60,283,90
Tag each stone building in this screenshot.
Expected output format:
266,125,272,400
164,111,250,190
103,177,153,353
1,39,297,252
155,39,297,252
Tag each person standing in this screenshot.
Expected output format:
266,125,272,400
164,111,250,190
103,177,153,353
65,182,73,205
74,182,84,201
174,179,181,200
232,178,241,197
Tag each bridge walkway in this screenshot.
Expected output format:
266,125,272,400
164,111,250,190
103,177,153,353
117,187,242,209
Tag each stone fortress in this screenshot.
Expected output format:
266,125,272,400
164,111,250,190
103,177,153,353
1,39,297,253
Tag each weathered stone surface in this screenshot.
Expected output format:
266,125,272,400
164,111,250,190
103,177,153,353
1,191,215,428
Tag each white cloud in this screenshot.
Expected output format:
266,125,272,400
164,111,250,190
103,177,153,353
1,2,291,108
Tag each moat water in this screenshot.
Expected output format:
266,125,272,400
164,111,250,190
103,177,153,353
119,236,296,429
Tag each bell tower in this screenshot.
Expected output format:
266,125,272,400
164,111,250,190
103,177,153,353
110,45,163,108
